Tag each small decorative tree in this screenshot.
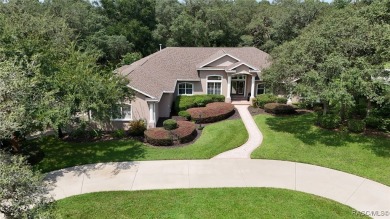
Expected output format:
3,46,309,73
198,113,203,130
0,151,54,219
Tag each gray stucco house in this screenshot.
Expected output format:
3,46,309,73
114,47,271,128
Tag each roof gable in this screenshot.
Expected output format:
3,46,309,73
197,51,240,69
206,55,239,67
226,61,259,71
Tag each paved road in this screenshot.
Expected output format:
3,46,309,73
46,159,390,219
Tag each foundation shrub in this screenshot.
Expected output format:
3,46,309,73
111,129,126,138
253,94,277,108
128,119,146,136
264,103,296,115
172,121,197,143
276,97,288,104
175,94,225,111
144,128,173,146
187,102,234,123
178,111,191,120
163,119,177,130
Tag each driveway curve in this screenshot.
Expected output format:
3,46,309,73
46,159,390,219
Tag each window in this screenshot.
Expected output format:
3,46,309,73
257,83,265,95
112,104,132,121
178,82,193,95
232,75,246,80
207,75,222,95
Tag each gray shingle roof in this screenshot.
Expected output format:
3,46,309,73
117,47,270,100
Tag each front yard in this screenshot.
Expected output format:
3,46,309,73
55,188,366,219
35,119,248,172
252,113,390,186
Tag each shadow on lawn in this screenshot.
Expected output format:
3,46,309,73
34,136,146,173
264,113,390,157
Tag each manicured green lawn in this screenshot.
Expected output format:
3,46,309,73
55,188,367,219
35,119,247,172
252,113,390,186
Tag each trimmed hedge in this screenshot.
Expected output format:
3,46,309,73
144,128,173,146
178,111,191,120
187,102,235,123
317,114,341,129
163,119,177,130
172,121,197,143
175,94,225,112
276,97,288,104
348,119,366,133
253,94,277,108
264,103,296,115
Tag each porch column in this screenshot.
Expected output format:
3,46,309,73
250,74,256,102
226,74,232,103
148,102,156,128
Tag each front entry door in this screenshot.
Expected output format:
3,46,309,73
231,81,245,95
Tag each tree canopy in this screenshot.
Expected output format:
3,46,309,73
265,0,390,117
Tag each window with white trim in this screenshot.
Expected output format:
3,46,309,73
112,104,132,121
257,83,265,95
178,82,193,95
207,75,222,95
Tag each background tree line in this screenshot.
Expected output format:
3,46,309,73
0,0,330,145
1,0,389,146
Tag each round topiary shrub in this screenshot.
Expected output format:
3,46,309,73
178,111,191,121
264,103,296,114
317,114,341,129
144,128,173,146
276,97,288,104
163,119,177,130
172,121,197,143
187,102,235,123
348,119,365,133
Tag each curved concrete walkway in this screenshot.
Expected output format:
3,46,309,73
46,160,390,219
213,105,263,159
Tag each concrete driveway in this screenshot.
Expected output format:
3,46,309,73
46,159,390,219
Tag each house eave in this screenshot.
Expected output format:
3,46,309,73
127,85,155,99
227,62,259,71
197,68,225,71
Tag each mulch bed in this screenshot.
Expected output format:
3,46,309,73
62,132,146,144
62,133,117,143
248,106,268,116
225,109,241,120
364,128,390,138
